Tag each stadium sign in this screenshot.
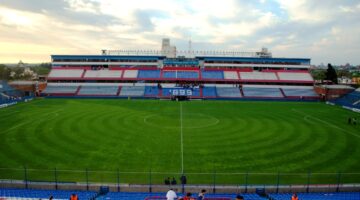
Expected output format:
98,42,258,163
170,88,193,96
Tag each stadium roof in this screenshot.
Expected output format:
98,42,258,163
51,55,310,63
196,56,310,63
51,55,166,60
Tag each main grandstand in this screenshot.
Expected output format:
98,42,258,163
42,39,318,100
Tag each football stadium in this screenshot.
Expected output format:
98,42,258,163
1,37,360,200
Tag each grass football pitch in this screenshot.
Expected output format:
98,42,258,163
0,98,359,185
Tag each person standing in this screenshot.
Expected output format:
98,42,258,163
70,194,78,200
291,193,299,200
180,175,187,185
171,177,177,185
166,188,177,200
235,195,244,200
184,192,194,200
164,177,170,185
197,189,206,200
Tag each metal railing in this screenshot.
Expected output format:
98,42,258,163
1,167,360,193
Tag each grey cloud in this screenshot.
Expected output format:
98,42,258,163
132,9,169,32
0,0,121,26
55,10,120,26
133,10,155,32
0,0,68,13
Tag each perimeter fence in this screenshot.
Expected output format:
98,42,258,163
1,167,360,193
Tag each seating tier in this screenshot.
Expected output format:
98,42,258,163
138,70,161,78
216,87,242,98
119,86,145,97
277,72,313,81
123,70,138,78
224,71,238,80
48,69,84,78
243,87,283,97
201,71,224,79
84,70,122,78
43,85,78,94
240,72,277,80
78,86,119,95
282,88,318,97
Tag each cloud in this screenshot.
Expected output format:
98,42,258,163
0,0,120,26
0,0,359,64
132,9,169,32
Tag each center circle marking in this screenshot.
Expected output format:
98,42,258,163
143,113,220,129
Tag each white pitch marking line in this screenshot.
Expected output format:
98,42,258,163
143,113,219,129
292,108,360,139
180,102,184,174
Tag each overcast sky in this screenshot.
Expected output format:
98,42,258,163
0,0,359,65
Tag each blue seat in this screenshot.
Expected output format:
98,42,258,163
203,87,217,97
0,80,25,97
78,86,118,95
0,188,97,199
161,88,173,97
43,85,78,94
177,71,199,79
163,71,198,79
163,71,177,78
216,87,241,98
97,192,264,200
332,91,360,109
192,88,200,97
138,70,161,78
201,71,224,79
269,192,360,200
282,88,318,97
243,87,283,98
144,86,159,96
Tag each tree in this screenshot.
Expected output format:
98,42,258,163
337,69,351,79
310,69,326,81
0,64,11,80
11,67,25,80
31,63,51,75
325,63,338,84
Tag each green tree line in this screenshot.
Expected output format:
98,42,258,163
0,63,51,80
310,64,353,83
